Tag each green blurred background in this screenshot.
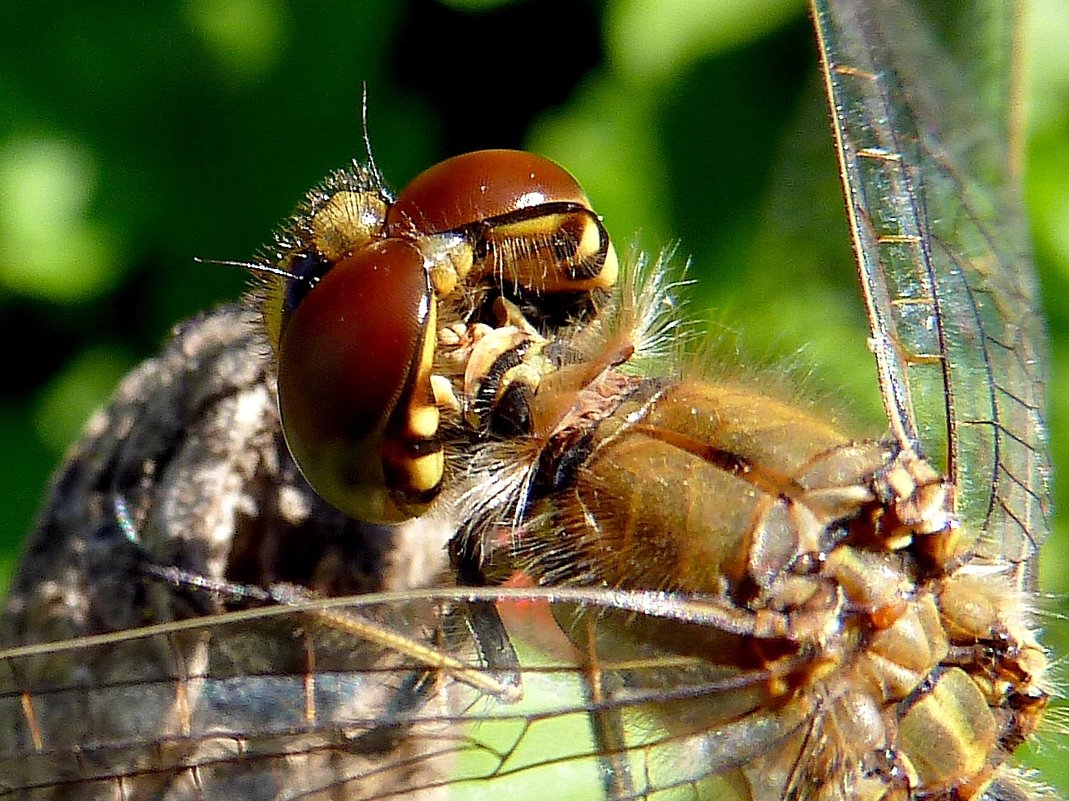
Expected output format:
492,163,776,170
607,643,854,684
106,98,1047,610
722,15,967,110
1,0,1066,791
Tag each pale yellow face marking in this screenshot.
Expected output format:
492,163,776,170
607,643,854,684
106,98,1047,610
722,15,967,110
381,295,444,508
570,214,618,289
476,210,619,292
576,217,601,260
596,238,619,289
407,404,440,440
495,214,562,240
407,450,445,493
430,374,461,414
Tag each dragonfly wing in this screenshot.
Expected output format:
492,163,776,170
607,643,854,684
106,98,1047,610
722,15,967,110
811,0,1050,586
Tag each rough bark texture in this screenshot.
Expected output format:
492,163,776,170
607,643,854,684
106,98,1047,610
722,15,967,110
1,306,458,800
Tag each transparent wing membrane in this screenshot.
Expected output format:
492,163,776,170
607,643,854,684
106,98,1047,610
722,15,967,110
0,590,821,801
812,0,1049,579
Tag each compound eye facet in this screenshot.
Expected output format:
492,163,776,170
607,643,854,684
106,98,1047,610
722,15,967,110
277,237,441,524
386,149,591,236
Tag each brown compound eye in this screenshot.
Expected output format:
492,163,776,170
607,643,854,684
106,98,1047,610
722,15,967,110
277,238,442,524
388,150,589,232
387,149,618,295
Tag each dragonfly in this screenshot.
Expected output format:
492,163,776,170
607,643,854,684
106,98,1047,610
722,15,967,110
0,0,1053,799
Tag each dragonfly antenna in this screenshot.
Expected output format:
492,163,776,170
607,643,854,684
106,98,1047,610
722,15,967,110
360,82,386,191
193,256,312,286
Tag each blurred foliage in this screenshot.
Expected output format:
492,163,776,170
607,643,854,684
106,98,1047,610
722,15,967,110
1,0,1066,792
